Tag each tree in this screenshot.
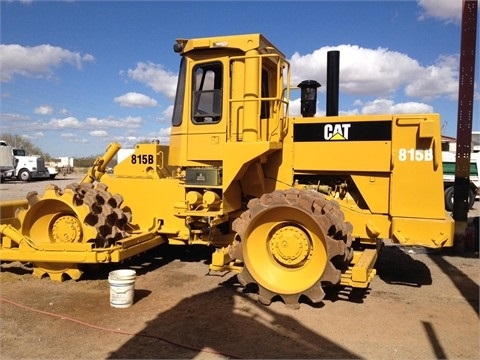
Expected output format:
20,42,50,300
75,156,99,168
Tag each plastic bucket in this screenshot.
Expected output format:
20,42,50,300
108,269,136,308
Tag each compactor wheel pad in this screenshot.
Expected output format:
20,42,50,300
32,262,82,282
15,183,132,281
231,189,353,308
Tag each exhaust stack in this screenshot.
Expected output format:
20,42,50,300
326,50,340,116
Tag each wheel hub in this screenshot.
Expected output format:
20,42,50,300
269,225,311,267
52,214,82,243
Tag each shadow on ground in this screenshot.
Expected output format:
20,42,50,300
429,252,479,316
107,275,361,359
375,245,433,287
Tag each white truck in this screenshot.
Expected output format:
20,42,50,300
0,141,15,183
48,156,74,177
12,148,55,181
442,151,480,211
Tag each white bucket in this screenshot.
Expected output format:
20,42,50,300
108,269,136,308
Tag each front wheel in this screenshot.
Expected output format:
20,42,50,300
18,169,31,181
230,189,353,308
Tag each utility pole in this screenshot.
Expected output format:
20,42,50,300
453,0,477,248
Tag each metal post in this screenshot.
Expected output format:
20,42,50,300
453,0,477,248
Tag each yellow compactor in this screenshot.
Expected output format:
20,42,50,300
0,34,454,308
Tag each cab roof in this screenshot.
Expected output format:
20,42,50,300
175,33,285,58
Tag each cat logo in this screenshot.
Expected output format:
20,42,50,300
294,120,391,142
324,123,351,140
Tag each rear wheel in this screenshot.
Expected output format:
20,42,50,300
444,186,475,211
230,189,353,308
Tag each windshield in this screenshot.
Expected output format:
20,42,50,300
13,149,26,156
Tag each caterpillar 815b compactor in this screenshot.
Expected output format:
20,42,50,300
0,34,454,308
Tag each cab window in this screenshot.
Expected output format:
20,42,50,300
192,63,222,124
172,58,187,127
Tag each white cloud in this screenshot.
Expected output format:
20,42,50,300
158,126,171,139
85,116,143,129
60,132,76,139
2,112,145,136
358,99,434,114
289,45,458,101
405,55,459,100
34,105,54,115
124,62,178,100
290,45,422,97
48,116,82,129
60,132,88,144
289,96,433,117
417,0,462,23
158,105,174,122
21,132,44,141
34,105,72,116
289,98,300,116
0,44,94,83
0,113,30,122
114,92,158,108
142,127,172,145
90,130,108,137
109,135,139,149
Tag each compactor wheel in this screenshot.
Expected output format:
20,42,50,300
230,189,353,309
15,182,132,281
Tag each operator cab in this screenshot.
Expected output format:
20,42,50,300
169,34,290,168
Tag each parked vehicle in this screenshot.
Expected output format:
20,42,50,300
0,141,15,183
442,151,479,211
12,148,50,181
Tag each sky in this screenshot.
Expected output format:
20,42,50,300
0,0,478,158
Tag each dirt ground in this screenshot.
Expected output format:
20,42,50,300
0,175,479,359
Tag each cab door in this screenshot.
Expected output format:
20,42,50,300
186,61,227,162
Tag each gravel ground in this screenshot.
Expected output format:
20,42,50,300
0,175,479,359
